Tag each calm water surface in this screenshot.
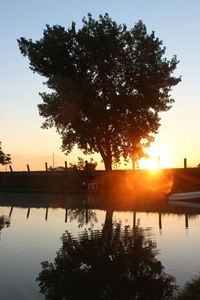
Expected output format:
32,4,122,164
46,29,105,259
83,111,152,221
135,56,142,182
0,193,200,299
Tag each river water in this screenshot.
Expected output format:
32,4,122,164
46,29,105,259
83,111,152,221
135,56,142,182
0,193,200,299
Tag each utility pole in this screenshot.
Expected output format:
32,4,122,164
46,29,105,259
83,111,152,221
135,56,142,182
52,153,55,168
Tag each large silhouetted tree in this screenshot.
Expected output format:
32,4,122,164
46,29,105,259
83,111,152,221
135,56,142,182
18,14,181,170
0,142,11,166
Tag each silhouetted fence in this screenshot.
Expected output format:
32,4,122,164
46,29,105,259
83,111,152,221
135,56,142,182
3,158,200,173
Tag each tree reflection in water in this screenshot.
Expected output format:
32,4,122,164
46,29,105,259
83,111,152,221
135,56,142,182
0,215,10,238
68,208,98,228
37,212,176,300
175,274,200,299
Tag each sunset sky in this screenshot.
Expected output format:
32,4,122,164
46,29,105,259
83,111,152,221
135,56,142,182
1,0,200,171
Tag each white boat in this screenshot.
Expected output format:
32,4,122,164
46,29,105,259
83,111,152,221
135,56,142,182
168,191,200,201
169,200,200,208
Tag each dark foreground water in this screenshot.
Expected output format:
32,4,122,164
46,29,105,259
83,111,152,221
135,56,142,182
0,193,200,299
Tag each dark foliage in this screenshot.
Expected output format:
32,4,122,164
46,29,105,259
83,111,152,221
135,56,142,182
175,274,200,299
0,142,11,166
18,14,181,170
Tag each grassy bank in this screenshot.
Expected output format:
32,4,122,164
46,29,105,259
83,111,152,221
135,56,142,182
0,168,200,194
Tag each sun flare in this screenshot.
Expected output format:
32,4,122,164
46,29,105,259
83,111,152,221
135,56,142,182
139,145,172,170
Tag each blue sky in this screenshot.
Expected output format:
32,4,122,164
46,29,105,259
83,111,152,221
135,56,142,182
0,0,200,170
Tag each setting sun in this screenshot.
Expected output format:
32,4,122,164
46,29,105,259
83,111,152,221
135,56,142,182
139,145,172,170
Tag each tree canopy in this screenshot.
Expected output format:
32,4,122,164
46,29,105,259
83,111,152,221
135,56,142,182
18,13,181,170
0,142,11,166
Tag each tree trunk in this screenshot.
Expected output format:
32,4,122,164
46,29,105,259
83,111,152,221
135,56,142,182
131,159,135,170
131,154,136,170
96,139,112,170
103,156,112,171
103,209,113,241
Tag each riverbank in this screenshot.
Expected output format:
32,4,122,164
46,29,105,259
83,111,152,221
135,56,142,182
0,168,200,195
